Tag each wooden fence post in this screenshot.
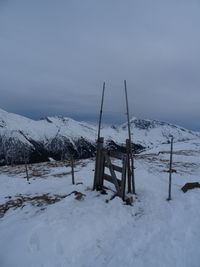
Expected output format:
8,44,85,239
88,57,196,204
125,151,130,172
93,137,104,190
99,149,105,187
167,136,173,200
121,155,127,201
71,156,75,185
124,80,136,194
25,161,29,182
126,139,132,193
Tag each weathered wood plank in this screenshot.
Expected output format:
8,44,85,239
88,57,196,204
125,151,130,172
108,151,123,159
104,163,123,173
104,153,121,194
104,173,122,187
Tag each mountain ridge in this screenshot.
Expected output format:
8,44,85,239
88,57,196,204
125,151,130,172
0,108,199,165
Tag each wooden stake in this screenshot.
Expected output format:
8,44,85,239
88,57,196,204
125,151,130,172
124,80,136,194
25,161,29,182
167,136,173,200
71,156,75,185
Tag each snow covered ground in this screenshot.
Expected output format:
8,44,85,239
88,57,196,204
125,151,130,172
0,140,200,267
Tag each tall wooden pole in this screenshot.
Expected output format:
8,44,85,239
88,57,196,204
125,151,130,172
97,82,105,140
93,82,105,190
167,136,173,200
124,80,136,194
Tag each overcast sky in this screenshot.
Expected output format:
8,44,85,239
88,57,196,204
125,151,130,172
0,0,200,130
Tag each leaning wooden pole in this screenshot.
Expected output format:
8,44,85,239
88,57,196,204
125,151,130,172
93,82,105,190
167,136,173,200
97,82,105,140
124,80,136,194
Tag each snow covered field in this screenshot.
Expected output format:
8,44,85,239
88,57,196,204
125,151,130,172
0,140,200,267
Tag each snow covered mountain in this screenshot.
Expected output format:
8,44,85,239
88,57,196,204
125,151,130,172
0,108,199,165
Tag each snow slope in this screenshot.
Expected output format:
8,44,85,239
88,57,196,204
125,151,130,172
0,108,97,142
0,139,200,267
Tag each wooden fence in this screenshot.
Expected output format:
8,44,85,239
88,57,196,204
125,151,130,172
93,137,134,201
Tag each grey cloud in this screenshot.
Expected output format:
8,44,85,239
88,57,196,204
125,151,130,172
0,0,200,130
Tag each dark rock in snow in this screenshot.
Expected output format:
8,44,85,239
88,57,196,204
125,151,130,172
181,182,200,193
